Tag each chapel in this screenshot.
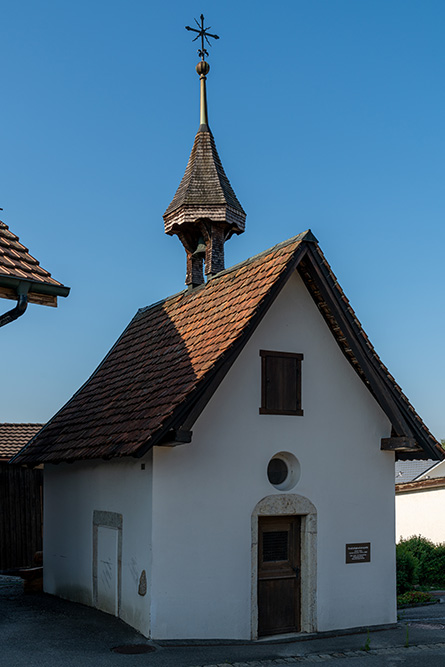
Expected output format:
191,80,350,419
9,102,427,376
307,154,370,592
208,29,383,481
14,16,442,640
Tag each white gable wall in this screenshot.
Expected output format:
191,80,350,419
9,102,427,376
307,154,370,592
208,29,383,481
44,454,153,636
150,269,395,639
396,486,445,544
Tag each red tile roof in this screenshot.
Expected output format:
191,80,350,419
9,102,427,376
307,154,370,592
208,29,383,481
0,221,69,305
13,231,442,465
0,423,44,462
14,234,307,464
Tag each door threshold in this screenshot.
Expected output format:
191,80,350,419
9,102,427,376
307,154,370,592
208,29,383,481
256,622,398,644
257,631,306,642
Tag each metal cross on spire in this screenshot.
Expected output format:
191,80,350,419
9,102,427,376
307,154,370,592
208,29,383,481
185,14,219,60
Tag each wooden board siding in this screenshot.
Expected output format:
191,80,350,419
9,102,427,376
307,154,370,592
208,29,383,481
0,464,43,570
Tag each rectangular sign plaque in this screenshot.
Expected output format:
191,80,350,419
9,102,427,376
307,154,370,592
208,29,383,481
346,542,371,564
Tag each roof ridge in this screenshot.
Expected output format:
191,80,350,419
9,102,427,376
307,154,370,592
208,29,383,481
209,230,316,279
0,422,44,426
137,290,189,316
138,231,315,315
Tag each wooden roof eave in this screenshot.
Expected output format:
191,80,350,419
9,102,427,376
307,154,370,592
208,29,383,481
298,244,442,461
0,275,70,308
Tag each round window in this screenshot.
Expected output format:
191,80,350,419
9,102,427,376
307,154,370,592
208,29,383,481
267,458,288,485
266,452,301,490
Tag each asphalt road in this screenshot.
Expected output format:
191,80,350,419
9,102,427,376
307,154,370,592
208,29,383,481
2,576,445,666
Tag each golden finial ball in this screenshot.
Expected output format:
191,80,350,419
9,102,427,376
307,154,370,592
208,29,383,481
196,61,210,76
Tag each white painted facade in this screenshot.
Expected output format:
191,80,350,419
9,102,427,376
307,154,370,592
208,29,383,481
44,269,396,639
44,456,153,635
396,485,445,545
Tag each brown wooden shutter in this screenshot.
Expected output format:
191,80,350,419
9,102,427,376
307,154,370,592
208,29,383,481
260,350,303,416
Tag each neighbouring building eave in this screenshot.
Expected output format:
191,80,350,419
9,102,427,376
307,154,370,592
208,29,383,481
396,477,445,494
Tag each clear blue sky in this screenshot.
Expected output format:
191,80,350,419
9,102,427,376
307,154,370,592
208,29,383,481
2,1,445,439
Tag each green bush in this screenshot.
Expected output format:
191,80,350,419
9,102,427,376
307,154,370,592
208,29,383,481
401,535,435,559
396,541,418,593
424,544,445,587
397,536,445,589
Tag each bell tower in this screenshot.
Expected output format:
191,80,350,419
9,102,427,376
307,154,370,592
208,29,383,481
163,15,246,288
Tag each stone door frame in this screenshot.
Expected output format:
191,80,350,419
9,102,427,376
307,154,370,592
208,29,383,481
251,494,317,639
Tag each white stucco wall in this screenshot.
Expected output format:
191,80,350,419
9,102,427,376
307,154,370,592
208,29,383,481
44,454,152,636
150,269,395,639
396,485,445,544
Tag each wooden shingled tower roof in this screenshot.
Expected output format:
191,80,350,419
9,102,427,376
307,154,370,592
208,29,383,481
163,124,246,234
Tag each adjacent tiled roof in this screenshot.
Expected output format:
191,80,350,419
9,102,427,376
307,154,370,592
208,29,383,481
0,220,69,302
0,423,43,462
13,231,443,465
395,460,437,483
163,124,246,234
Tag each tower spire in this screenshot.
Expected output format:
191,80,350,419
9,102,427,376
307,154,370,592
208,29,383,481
163,15,246,288
197,60,209,127
185,14,218,128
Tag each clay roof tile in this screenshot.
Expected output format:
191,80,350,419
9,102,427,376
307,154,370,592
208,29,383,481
0,221,69,302
0,423,44,461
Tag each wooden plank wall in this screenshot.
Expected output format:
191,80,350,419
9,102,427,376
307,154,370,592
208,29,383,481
0,464,43,570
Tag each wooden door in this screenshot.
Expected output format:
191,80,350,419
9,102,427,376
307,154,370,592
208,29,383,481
258,515,301,636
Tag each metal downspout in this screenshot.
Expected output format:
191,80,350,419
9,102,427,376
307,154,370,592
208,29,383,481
0,284,29,328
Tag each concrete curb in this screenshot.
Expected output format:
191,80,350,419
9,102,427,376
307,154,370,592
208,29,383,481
156,623,398,647
190,641,445,666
